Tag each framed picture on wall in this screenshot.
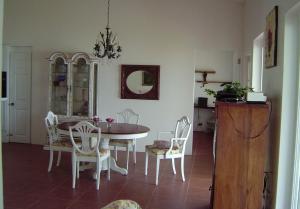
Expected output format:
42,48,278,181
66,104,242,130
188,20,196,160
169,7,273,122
265,6,278,68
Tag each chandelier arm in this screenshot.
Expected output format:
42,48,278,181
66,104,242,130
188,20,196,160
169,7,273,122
98,52,107,58
100,34,106,48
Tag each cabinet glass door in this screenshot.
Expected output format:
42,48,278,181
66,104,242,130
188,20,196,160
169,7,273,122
72,58,90,117
51,57,68,115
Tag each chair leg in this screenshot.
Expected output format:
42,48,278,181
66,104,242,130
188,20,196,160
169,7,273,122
114,146,118,161
133,143,136,164
181,156,185,182
96,160,102,190
76,161,80,179
145,151,148,176
156,156,160,185
126,144,130,171
56,151,61,166
172,158,176,175
48,150,54,172
72,153,76,189
107,157,111,181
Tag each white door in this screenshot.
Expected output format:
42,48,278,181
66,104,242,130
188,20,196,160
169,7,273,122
8,46,31,143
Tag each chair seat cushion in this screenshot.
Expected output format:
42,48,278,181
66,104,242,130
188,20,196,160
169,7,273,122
153,140,172,149
101,200,142,209
146,140,180,155
109,139,133,146
52,138,81,148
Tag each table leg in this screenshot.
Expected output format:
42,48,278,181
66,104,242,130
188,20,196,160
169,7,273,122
93,138,128,178
109,156,128,175
93,156,128,179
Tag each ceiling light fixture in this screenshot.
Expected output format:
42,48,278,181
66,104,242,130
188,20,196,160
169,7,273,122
93,0,122,61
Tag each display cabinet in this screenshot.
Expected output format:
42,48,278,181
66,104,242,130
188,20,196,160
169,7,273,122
48,52,99,118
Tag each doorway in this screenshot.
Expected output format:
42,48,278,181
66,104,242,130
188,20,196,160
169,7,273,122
193,50,235,132
3,46,32,143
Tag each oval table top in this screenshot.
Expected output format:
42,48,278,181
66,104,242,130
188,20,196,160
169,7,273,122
57,121,150,139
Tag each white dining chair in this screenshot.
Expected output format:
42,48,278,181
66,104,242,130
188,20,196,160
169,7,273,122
109,109,139,170
145,116,192,185
45,111,80,172
69,121,110,190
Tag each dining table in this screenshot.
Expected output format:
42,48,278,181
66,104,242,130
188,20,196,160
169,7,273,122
57,121,150,175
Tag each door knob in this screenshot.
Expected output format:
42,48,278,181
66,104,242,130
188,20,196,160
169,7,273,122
9,102,15,106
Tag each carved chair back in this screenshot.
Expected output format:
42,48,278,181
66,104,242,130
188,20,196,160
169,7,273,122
69,121,101,156
173,116,192,153
45,111,59,144
117,108,139,125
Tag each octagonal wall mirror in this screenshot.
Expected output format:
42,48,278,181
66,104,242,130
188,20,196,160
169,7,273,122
121,65,160,100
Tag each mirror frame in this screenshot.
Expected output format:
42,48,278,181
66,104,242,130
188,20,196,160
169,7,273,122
121,65,160,100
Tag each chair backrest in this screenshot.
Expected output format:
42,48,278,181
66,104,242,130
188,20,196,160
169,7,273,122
117,108,139,124
69,121,101,155
45,111,59,144
174,116,192,152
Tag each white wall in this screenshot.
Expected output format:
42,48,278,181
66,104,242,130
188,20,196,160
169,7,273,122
0,0,4,207
243,0,300,208
3,0,244,154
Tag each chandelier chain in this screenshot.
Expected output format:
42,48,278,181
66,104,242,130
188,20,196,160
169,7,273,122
107,0,110,28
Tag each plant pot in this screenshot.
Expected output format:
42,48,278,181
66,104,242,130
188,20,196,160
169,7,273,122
216,91,244,102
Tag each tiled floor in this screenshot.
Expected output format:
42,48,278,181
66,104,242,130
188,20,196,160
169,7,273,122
3,131,213,209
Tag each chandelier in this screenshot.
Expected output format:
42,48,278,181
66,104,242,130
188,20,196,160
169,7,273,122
93,0,122,60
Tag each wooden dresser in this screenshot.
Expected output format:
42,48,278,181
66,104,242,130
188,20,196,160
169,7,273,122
212,102,270,209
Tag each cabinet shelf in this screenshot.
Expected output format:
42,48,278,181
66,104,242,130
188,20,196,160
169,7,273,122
52,100,67,103
53,85,67,88
52,72,67,74
73,72,90,76
73,86,89,89
73,100,88,103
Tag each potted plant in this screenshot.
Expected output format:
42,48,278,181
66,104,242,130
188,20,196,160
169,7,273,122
205,82,253,102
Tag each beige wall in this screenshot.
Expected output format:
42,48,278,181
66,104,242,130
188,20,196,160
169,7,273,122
3,0,244,154
243,0,300,208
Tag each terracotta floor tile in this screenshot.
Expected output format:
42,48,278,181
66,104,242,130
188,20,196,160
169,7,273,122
47,185,89,200
185,193,211,209
147,197,186,209
3,131,213,209
29,197,74,209
67,200,105,209
4,193,40,209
